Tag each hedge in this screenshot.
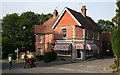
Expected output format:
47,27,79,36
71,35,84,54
44,52,57,63
36,55,44,60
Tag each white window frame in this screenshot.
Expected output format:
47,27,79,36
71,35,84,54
86,29,88,39
97,32,99,40
92,31,94,39
38,35,43,43
57,51,71,56
38,47,43,55
62,28,66,39
97,46,100,54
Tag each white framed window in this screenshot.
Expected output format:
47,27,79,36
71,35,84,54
97,32,99,40
85,29,88,39
58,51,71,56
38,47,43,55
97,46,100,54
38,35,43,43
62,28,66,39
86,50,93,57
92,31,94,39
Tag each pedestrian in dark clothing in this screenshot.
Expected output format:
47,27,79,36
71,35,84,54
24,52,28,68
8,54,12,70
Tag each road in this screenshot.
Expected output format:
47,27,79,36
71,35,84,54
2,57,114,73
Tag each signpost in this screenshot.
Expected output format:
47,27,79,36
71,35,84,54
15,48,19,60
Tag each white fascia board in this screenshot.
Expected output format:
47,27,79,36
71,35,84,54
52,8,66,29
52,7,81,29
66,8,81,26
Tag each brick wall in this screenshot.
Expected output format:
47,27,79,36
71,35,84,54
35,34,53,55
75,26,83,39
56,11,78,26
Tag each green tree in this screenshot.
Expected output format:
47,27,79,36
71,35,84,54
2,12,53,59
110,1,120,71
39,13,53,24
2,13,19,59
16,11,40,52
97,19,115,32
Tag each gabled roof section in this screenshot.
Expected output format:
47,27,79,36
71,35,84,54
52,7,101,31
35,15,59,34
52,7,81,29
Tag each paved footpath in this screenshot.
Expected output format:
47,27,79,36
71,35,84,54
2,57,114,73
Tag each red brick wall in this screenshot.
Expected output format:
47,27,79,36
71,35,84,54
54,26,73,40
56,11,78,26
75,27,83,38
35,34,53,55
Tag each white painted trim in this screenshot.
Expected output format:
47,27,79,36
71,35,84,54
66,8,81,26
56,40,72,43
62,27,67,29
83,28,85,38
52,7,81,29
56,40,72,42
74,40,84,42
73,26,75,39
58,54,71,57
52,8,66,29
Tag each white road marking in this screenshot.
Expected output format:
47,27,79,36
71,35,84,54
59,68,90,72
86,66,93,68
77,70,89,72
59,68,74,71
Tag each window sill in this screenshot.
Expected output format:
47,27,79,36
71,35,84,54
58,54,71,57
38,42,43,44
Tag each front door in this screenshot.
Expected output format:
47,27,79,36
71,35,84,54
77,50,82,59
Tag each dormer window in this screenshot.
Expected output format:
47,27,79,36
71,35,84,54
92,31,94,39
62,28,66,39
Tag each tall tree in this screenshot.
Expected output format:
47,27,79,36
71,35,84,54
2,13,19,58
110,1,120,71
39,13,53,24
97,19,115,32
2,12,53,59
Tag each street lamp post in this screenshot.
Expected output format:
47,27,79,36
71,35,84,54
15,48,19,60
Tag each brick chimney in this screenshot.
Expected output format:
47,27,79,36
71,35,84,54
81,6,87,17
53,10,58,18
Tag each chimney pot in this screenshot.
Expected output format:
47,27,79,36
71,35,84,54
81,5,87,17
53,10,58,18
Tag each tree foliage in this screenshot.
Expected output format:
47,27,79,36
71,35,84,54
97,19,115,32
110,1,120,71
2,12,53,59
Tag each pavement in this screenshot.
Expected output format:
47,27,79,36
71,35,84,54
1,57,115,73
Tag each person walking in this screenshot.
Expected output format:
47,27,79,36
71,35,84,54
8,54,12,70
24,52,28,68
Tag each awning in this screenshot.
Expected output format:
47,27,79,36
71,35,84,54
76,44,84,50
54,44,72,51
87,44,97,50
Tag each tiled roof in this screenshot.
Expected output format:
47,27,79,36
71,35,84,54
35,7,101,34
35,15,59,34
66,7,101,31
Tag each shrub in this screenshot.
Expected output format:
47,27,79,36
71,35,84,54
110,64,117,69
44,52,57,63
30,57,36,62
12,53,16,60
36,55,44,60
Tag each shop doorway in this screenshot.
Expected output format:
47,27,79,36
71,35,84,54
77,50,82,59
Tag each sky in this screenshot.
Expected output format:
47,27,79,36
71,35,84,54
0,0,118,22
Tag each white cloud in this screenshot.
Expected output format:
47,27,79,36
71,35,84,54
1,0,116,2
